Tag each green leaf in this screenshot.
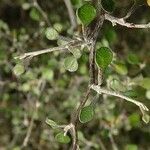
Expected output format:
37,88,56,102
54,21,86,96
139,78,150,90
114,62,128,75
79,105,94,123
64,56,78,72
77,3,96,26
55,132,71,144
42,69,54,81
13,64,25,76
101,0,115,12
45,118,59,129
53,23,63,33
142,113,150,124
45,27,59,40
129,113,140,127
96,47,113,70
69,48,81,59
125,144,138,150
29,8,41,21
127,53,139,65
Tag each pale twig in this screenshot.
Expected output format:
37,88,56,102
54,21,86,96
123,0,136,19
109,133,118,150
15,40,83,60
33,0,51,26
105,13,150,28
91,84,149,112
63,0,77,29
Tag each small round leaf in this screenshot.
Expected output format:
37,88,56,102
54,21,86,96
79,105,94,123
139,78,150,90
127,53,139,65
30,8,41,21
77,3,96,26
55,132,71,144
45,27,59,40
96,47,113,70
114,63,128,75
13,64,25,76
69,48,81,59
64,56,78,72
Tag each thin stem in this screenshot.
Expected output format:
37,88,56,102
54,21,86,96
71,87,91,150
63,0,77,29
15,40,83,60
91,84,149,112
33,0,51,26
105,13,150,28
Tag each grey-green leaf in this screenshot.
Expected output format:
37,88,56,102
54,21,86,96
13,64,25,76
45,118,59,129
69,48,81,59
55,132,71,144
96,47,113,70
139,78,150,90
45,27,59,40
77,3,96,26
79,105,94,123
64,56,78,72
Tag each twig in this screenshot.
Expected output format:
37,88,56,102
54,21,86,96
71,87,91,150
109,133,118,150
33,0,51,26
105,13,150,28
91,84,149,112
63,0,77,29
123,0,137,19
15,40,83,60
22,108,35,147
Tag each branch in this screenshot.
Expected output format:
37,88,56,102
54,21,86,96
63,0,77,29
15,40,83,60
105,13,150,29
71,87,91,150
91,84,149,112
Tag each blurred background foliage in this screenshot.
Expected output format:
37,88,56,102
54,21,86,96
0,0,150,149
